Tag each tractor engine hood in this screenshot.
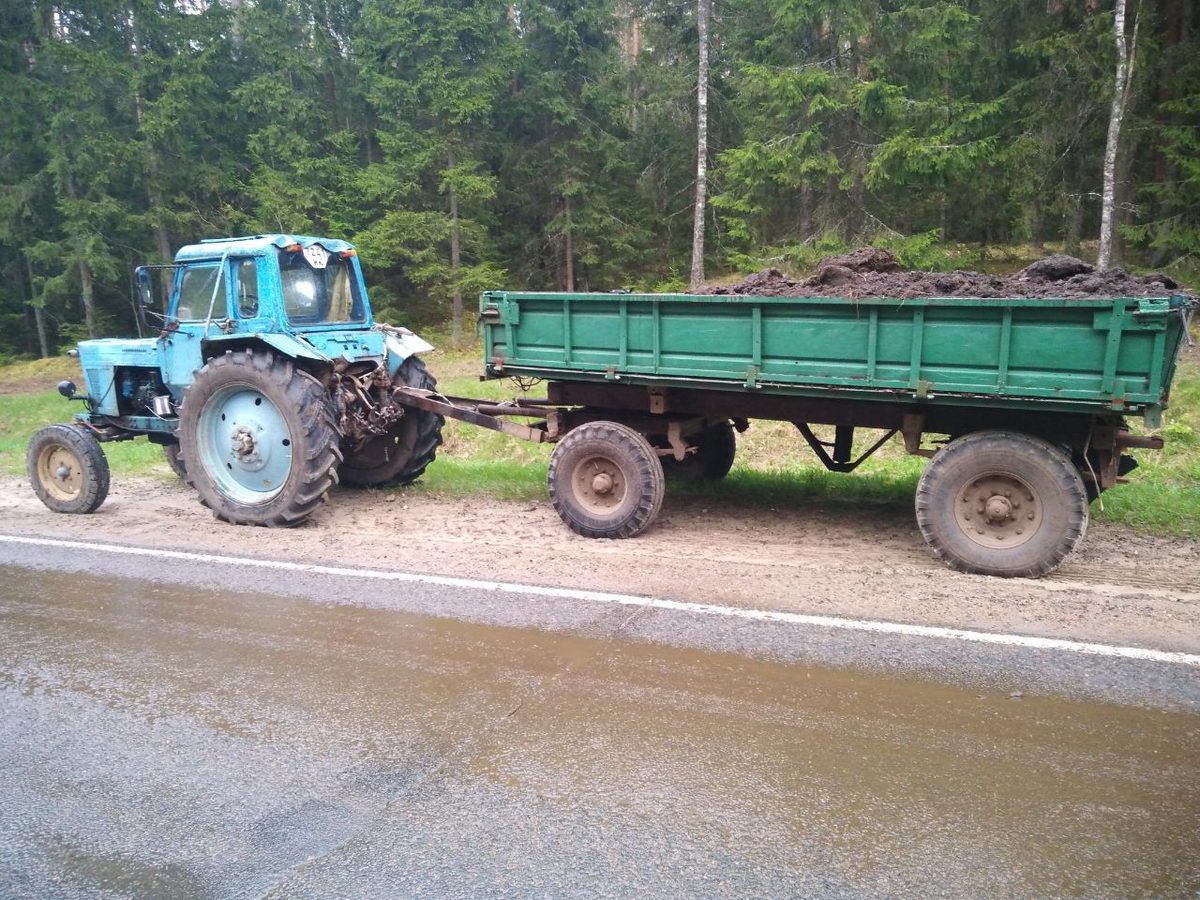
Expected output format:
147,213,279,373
75,337,162,414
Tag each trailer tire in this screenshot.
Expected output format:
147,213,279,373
915,430,1088,578
163,442,187,480
660,420,737,481
179,349,342,527
339,356,444,487
548,421,665,539
27,423,110,514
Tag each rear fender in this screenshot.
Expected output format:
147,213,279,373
202,333,330,368
384,330,435,378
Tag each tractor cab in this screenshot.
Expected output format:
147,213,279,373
164,234,371,334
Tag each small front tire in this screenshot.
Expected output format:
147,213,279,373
27,424,110,514
548,421,665,539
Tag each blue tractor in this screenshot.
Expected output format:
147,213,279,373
28,235,444,526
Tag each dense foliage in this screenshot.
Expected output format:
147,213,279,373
0,0,1195,354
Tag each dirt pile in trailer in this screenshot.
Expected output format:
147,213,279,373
700,249,1191,299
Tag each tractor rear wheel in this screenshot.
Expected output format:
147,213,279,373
178,349,342,527
163,442,187,479
27,423,110,514
339,356,444,487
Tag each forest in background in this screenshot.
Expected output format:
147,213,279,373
0,0,1196,357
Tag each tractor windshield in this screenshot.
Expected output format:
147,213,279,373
279,247,366,326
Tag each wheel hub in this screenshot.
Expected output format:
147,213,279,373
571,456,626,514
37,445,82,501
197,386,293,502
230,425,266,469
984,495,1012,523
956,473,1040,549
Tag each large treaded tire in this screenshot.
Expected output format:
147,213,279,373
178,349,342,527
915,430,1088,578
548,421,664,539
339,356,444,488
27,423,110,514
163,442,187,480
660,420,737,481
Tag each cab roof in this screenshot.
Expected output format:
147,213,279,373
173,234,355,263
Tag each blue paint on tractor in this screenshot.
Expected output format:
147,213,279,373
68,234,434,434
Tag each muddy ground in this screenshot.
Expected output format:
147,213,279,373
2,474,1197,655
702,248,1192,299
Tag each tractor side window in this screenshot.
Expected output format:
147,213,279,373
234,259,259,318
175,265,227,320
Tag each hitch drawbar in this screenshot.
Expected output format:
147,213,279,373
393,387,550,443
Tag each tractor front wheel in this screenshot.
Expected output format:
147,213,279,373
27,423,110,514
178,349,342,527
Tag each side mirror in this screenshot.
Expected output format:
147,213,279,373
135,267,155,308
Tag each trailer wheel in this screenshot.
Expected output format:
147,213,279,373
179,349,342,527
163,442,187,480
548,421,665,539
27,424,110,514
339,356,444,487
660,420,737,481
915,430,1088,577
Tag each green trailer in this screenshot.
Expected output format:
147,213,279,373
397,290,1194,577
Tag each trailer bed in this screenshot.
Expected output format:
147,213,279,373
480,292,1193,422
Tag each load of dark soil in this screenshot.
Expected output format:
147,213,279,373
700,249,1190,300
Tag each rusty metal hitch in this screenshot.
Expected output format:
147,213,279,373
392,387,549,443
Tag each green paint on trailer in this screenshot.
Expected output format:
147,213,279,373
480,292,1194,421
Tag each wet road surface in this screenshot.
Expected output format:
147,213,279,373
2,561,1199,897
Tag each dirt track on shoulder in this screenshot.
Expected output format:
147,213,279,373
1,474,1196,654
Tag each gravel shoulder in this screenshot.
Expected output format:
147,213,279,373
1,474,1196,654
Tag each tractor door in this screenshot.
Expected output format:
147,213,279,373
159,257,273,398
159,261,231,398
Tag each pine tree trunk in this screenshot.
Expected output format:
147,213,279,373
688,0,711,292
1065,190,1084,257
798,182,813,239
1098,0,1136,270
230,0,245,54
24,254,49,358
32,301,49,358
78,257,97,338
564,194,575,292
129,13,172,268
62,173,99,337
448,149,463,347
1029,200,1045,252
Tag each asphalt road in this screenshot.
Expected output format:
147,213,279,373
2,541,1199,897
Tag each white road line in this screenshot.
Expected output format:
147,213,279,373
2,532,1198,667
